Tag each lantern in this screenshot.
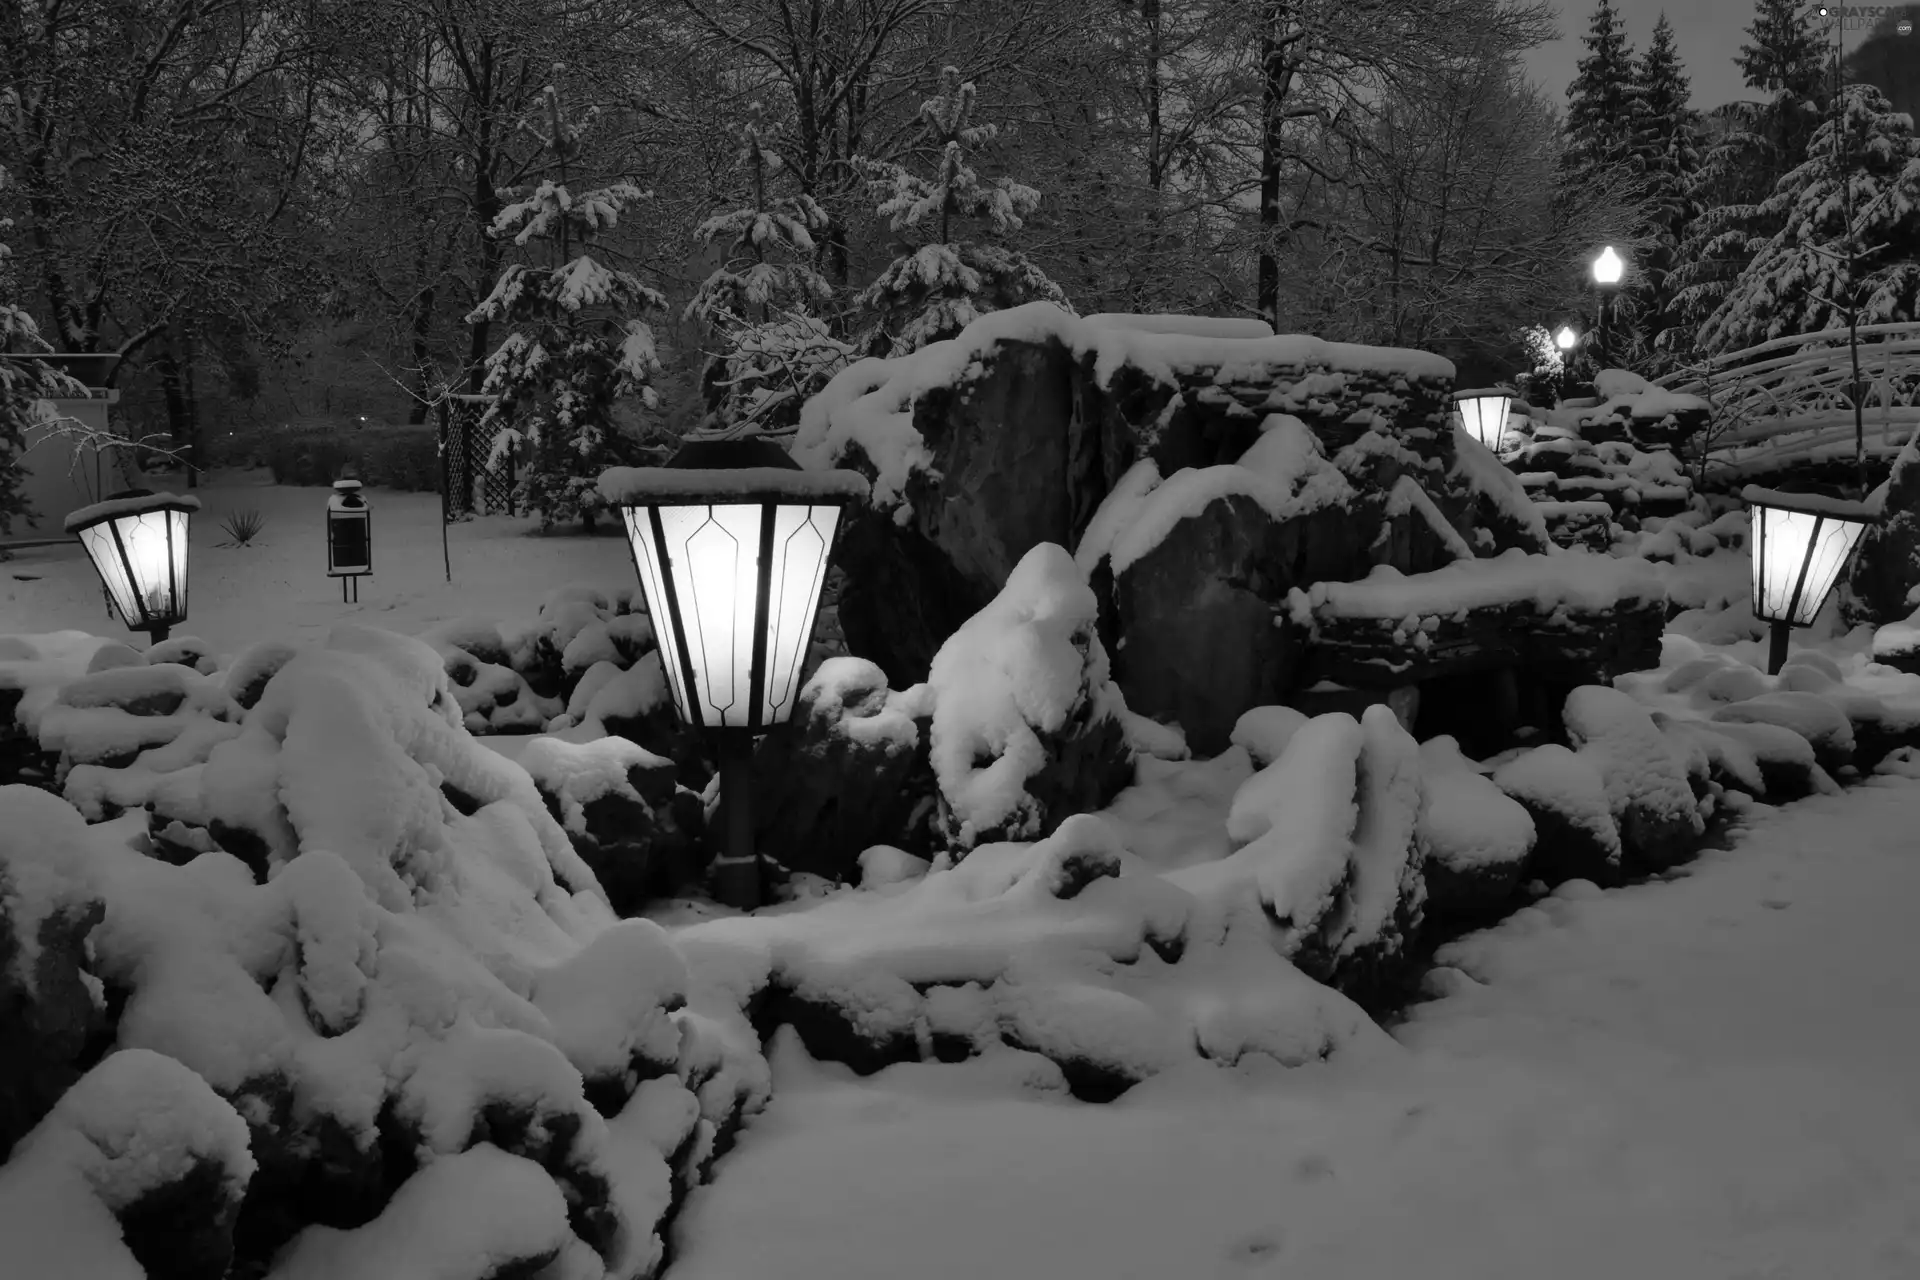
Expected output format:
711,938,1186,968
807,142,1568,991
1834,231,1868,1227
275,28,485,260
1742,485,1875,674
1589,247,1626,368
64,488,198,645
1454,388,1513,453
1554,325,1578,352
327,479,372,602
600,435,869,908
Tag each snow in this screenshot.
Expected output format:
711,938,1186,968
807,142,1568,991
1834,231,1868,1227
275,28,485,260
924,544,1115,844
595,465,870,506
1418,738,1535,871
0,783,101,982
1447,425,1552,546
530,919,688,1081
1103,416,1353,576
1738,484,1879,522
670,780,1920,1280
1081,314,1276,339
1293,548,1665,621
1490,745,1621,867
61,490,201,533
517,734,673,833
268,1146,574,1280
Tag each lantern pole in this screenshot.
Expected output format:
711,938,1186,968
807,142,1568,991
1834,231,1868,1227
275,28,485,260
1767,619,1791,676
712,736,760,909
437,394,454,584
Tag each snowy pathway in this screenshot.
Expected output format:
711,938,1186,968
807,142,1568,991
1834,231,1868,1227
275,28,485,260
670,782,1920,1279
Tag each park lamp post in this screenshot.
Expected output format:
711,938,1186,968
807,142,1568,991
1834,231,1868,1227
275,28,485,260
1590,246,1625,369
64,488,199,646
600,436,869,910
1454,388,1514,453
1743,485,1874,675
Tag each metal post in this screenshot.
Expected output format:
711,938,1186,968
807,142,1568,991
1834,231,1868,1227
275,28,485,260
148,623,170,646
711,737,761,910
437,397,453,583
1767,620,1791,676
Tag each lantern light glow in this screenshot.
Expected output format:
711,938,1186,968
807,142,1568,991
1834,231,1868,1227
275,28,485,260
1591,245,1625,286
1454,388,1513,453
1554,325,1578,351
1742,485,1875,673
63,489,199,643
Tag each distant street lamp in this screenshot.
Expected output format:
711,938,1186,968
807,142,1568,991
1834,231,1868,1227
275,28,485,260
64,489,198,646
1554,324,1578,353
327,479,372,603
1454,388,1513,452
1743,485,1875,674
600,435,869,910
1590,246,1626,369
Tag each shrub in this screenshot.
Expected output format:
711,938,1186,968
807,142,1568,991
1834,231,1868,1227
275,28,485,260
265,427,439,491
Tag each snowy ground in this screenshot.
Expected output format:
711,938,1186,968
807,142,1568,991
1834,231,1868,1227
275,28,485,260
669,784,1920,1279
0,470,635,651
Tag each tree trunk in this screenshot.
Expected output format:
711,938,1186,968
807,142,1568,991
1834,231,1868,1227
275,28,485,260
1258,0,1298,327
181,331,202,488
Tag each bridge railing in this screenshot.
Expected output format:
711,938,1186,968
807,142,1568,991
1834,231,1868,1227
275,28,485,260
1653,322,1920,483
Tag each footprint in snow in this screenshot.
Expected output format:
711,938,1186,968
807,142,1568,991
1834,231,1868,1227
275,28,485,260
1224,1227,1285,1268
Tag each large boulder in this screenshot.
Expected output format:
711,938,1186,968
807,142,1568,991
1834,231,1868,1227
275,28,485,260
795,306,1458,687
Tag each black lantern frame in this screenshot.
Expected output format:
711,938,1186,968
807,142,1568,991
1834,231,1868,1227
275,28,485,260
1742,484,1876,674
327,478,373,603
64,488,199,644
599,436,869,908
1453,387,1514,454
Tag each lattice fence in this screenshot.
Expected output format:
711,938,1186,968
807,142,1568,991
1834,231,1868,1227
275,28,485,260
441,394,518,517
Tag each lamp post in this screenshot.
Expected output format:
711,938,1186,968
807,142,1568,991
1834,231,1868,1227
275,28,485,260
64,488,198,646
1454,388,1513,453
327,479,373,602
1590,246,1625,371
600,435,869,910
1742,485,1875,674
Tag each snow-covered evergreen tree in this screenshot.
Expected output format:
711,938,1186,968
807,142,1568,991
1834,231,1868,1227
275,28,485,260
853,67,1070,356
1631,15,1702,357
1663,0,1831,356
0,160,79,538
686,104,850,432
1701,84,1920,350
1560,0,1642,181
466,73,665,531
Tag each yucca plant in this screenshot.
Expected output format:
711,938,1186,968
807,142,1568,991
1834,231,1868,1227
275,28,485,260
218,508,266,547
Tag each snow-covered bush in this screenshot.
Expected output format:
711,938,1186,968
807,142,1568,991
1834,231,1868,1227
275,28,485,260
852,67,1071,356
466,79,666,532
923,543,1134,852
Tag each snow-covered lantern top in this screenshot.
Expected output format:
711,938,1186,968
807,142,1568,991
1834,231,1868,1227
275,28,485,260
1453,387,1513,453
1742,485,1876,673
327,479,372,577
63,488,199,644
1591,245,1625,286
598,438,869,734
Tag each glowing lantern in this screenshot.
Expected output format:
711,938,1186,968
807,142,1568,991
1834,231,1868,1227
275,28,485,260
64,489,198,645
327,479,372,602
1591,245,1625,286
1554,325,1578,351
1742,485,1875,674
1454,388,1513,452
599,435,869,908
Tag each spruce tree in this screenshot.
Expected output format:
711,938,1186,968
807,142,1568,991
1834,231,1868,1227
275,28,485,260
686,104,850,432
1631,15,1702,357
1664,0,1832,355
1701,84,1920,350
1561,0,1643,181
466,74,666,531
853,67,1070,356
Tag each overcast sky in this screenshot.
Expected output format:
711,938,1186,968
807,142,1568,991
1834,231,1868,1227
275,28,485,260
1522,0,1790,111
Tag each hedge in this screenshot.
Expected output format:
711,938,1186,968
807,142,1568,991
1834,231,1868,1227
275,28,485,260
263,427,440,491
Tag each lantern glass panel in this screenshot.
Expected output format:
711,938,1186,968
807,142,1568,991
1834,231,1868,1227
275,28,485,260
760,504,841,724
1750,504,1869,626
78,508,188,627
1457,394,1511,452
660,503,762,727
622,505,696,724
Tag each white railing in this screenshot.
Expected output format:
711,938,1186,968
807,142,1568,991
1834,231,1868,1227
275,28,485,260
1655,322,1920,481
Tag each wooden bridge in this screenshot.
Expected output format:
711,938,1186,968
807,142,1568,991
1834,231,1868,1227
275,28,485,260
1653,321,1920,486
